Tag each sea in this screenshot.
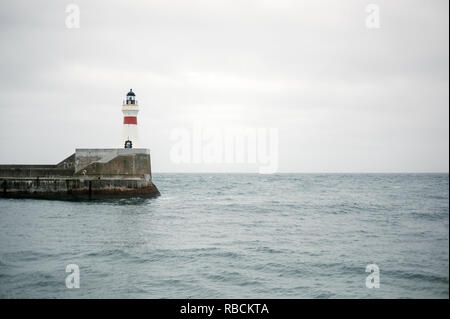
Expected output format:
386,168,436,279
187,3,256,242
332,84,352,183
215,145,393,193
0,173,448,298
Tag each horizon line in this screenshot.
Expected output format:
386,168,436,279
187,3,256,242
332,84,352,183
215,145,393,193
151,171,450,174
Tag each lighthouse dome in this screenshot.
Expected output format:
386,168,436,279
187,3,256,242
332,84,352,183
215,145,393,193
127,89,135,96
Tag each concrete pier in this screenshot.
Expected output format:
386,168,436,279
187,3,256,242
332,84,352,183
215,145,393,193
0,149,160,200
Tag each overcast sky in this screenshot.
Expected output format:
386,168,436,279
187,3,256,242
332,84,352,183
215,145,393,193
0,0,448,172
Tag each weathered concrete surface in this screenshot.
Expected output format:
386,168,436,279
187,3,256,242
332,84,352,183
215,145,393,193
74,148,150,173
0,149,160,200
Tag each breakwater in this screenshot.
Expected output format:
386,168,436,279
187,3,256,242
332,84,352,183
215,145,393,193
0,149,160,200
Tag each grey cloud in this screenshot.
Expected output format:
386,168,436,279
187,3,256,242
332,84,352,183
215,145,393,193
0,0,448,172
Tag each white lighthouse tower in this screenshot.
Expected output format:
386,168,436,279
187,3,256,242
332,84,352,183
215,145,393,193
122,89,139,148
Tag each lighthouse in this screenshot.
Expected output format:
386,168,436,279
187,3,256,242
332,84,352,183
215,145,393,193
122,89,139,148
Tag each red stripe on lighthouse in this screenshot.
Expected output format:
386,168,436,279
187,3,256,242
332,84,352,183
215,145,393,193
123,116,137,124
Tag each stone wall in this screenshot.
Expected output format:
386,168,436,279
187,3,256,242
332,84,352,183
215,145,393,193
0,177,159,200
0,148,158,199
